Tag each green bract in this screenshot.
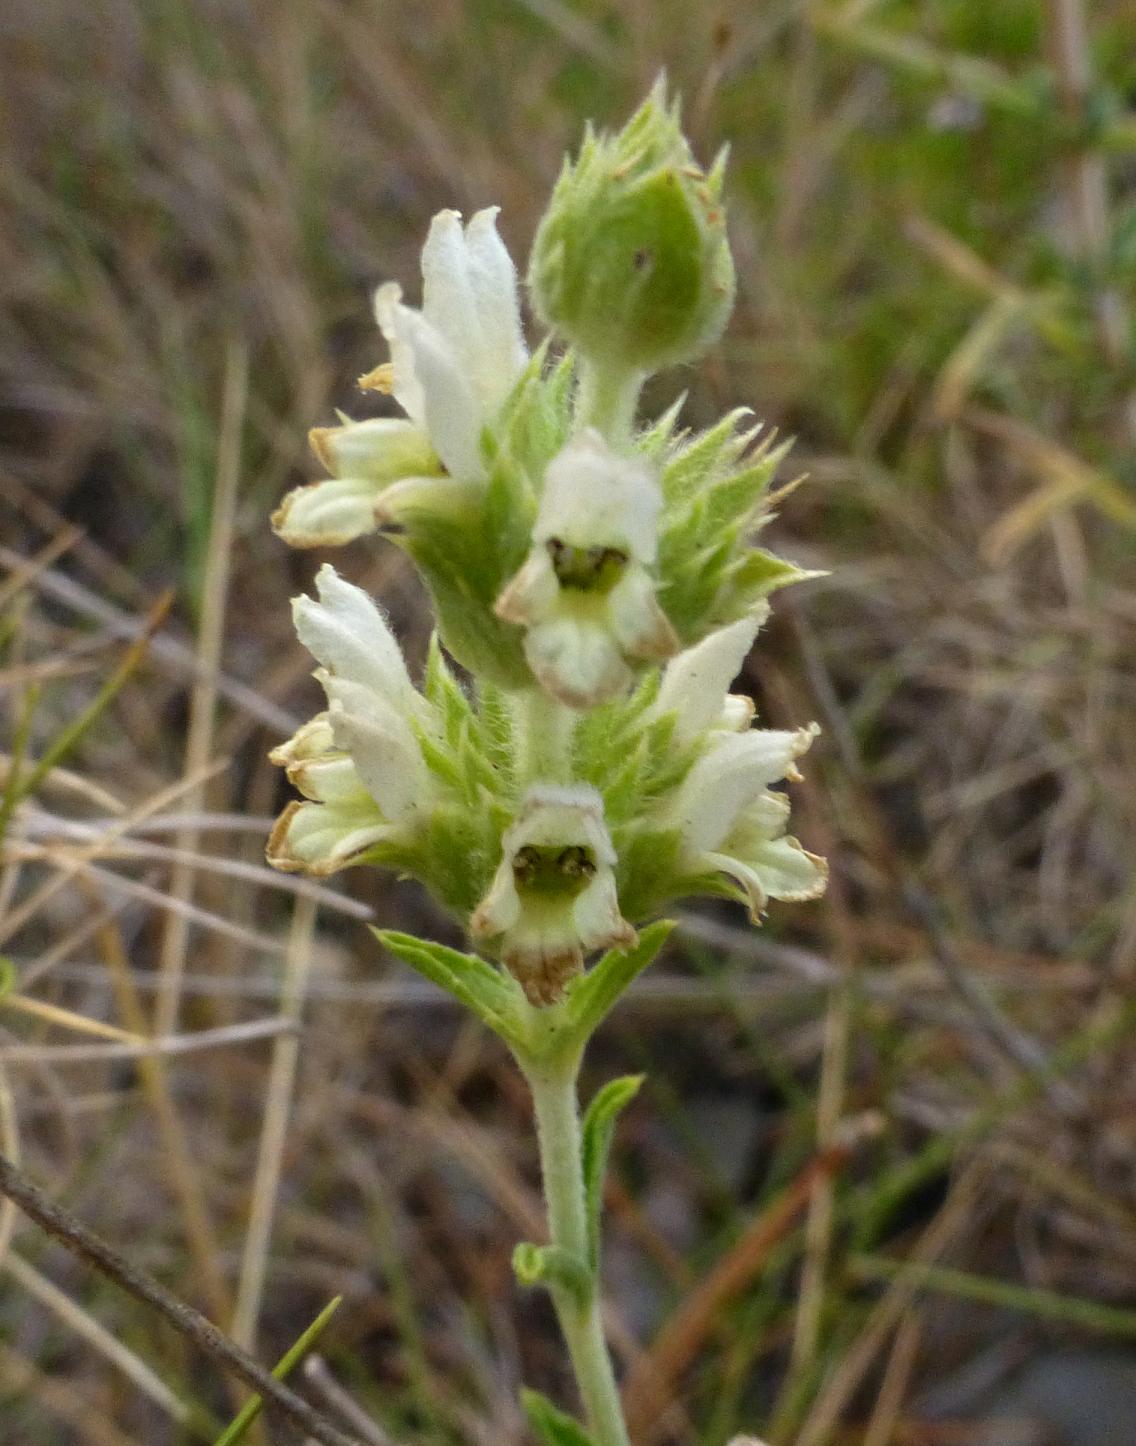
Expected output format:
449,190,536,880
528,77,735,375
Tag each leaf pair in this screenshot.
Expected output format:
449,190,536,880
375,919,675,1066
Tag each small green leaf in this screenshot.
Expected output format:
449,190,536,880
423,633,474,747
414,725,465,791
660,409,751,505
521,1387,597,1446
581,1075,643,1270
564,919,675,1044
611,828,684,922
0,957,17,997
702,451,782,532
213,1296,341,1446
512,1242,592,1304
375,929,525,1047
727,549,819,604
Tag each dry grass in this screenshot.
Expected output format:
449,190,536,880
2,1,1136,1443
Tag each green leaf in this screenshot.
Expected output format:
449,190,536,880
636,392,687,460
521,1388,597,1446
375,929,525,1046
611,828,684,922
423,633,474,747
660,409,752,506
726,549,819,605
564,919,675,1044
412,805,499,917
512,1241,592,1304
702,449,783,533
475,680,518,788
656,530,735,643
581,1075,643,1269
213,1296,341,1446
414,724,465,792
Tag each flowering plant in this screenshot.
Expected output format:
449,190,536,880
270,80,825,1446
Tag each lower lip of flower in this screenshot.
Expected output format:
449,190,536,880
546,538,629,593
512,843,597,897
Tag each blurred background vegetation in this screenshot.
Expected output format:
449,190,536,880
2,0,1136,1442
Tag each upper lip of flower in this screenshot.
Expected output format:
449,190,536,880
651,608,769,743
273,208,529,551
673,726,820,858
530,428,663,563
374,207,529,483
667,723,826,917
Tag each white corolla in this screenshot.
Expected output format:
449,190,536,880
470,784,635,1006
648,614,826,915
495,429,678,708
267,564,436,874
273,208,527,548
669,726,827,918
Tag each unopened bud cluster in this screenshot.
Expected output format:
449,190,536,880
269,83,826,1009
529,77,734,376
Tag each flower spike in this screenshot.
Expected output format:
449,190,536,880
267,83,831,1446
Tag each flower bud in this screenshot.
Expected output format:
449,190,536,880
527,77,735,375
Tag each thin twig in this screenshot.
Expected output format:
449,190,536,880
0,1151,361,1446
901,882,1082,1115
0,542,298,735
860,1308,923,1446
0,1059,17,1268
0,759,230,949
4,1250,190,1423
0,1013,295,1066
12,821,369,918
303,1354,395,1446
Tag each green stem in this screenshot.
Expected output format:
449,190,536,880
576,357,644,448
517,686,577,785
527,1059,631,1446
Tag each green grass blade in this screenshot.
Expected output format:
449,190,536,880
213,1296,341,1446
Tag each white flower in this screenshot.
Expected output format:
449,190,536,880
266,753,389,876
652,607,769,744
272,418,448,549
273,208,527,549
669,725,826,918
495,429,679,707
267,564,436,874
375,206,527,482
470,784,635,1006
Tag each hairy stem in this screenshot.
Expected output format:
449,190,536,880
517,686,577,785
576,357,644,448
527,1060,630,1446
